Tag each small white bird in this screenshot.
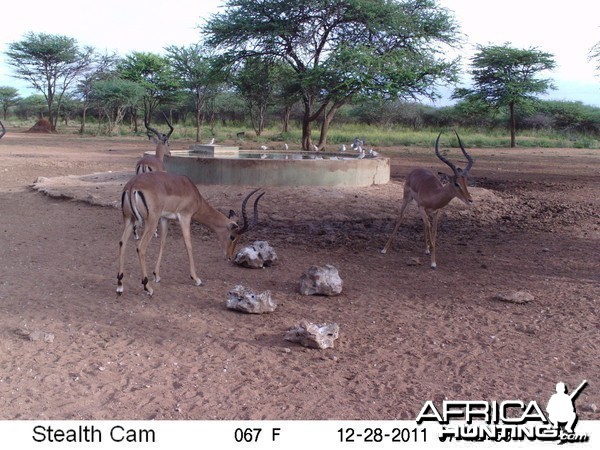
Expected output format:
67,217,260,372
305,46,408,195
284,143,289,150
260,145,268,151
209,137,215,145
368,148,379,157
313,144,319,152
339,144,346,152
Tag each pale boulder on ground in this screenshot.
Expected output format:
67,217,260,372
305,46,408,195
233,240,278,268
14,328,55,343
284,320,340,349
226,285,277,314
299,264,343,296
493,290,535,304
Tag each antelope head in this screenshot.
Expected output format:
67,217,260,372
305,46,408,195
221,188,266,260
435,131,475,206
145,114,174,155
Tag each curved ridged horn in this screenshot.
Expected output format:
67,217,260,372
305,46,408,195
162,112,174,141
238,188,265,235
434,132,458,175
454,130,474,174
145,113,174,143
0,120,5,139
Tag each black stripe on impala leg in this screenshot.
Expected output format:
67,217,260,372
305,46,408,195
116,272,124,294
141,276,153,296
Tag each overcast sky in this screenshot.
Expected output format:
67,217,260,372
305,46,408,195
1,0,599,106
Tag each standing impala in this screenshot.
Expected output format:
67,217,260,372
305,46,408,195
117,171,265,295
381,131,474,268
135,117,173,174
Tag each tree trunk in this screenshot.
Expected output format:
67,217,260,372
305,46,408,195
509,101,516,148
317,101,344,149
281,106,290,133
195,92,202,142
80,106,88,135
195,110,202,142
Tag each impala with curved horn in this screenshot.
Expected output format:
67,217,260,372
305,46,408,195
117,171,265,295
135,116,174,174
381,131,474,268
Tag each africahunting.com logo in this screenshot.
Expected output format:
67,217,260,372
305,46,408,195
416,380,589,444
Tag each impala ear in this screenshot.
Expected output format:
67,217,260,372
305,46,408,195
228,209,236,219
228,222,239,231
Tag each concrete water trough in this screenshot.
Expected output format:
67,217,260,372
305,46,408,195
163,145,390,187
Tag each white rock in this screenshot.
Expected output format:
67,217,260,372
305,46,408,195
234,241,278,269
493,291,534,304
284,320,340,349
226,285,277,314
299,264,343,296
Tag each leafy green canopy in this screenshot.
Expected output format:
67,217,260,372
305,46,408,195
456,44,556,107
117,52,180,121
5,32,95,129
204,0,461,148
454,43,556,147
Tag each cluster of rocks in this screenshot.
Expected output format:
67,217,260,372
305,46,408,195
228,241,342,349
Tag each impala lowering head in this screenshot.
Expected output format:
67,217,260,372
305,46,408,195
435,131,475,205
223,188,266,260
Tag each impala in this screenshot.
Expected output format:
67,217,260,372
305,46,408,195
135,117,173,174
117,171,265,295
381,131,474,268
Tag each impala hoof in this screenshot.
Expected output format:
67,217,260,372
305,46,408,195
192,277,202,286
380,248,387,254
430,263,437,270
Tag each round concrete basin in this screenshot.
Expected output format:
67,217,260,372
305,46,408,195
163,148,390,187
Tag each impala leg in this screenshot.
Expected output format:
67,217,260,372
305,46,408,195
429,211,440,269
117,218,135,295
153,218,169,283
137,217,160,296
179,216,202,286
381,199,410,254
418,207,433,255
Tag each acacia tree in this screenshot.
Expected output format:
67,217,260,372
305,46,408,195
117,52,180,130
75,52,120,134
454,43,556,147
233,57,281,136
165,44,223,142
5,32,95,130
204,0,460,150
0,86,21,120
89,78,144,135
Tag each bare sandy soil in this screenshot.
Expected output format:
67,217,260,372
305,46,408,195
0,131,598,420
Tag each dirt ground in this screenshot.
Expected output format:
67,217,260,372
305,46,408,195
0,131,598,421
